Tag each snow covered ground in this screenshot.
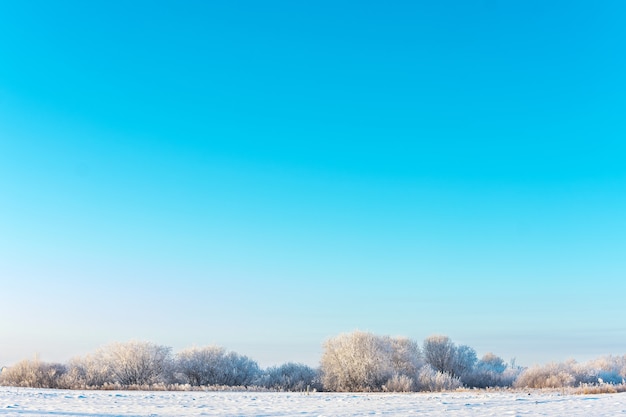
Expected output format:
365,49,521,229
1,387,625,416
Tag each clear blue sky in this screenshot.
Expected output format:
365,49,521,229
1,0,625,368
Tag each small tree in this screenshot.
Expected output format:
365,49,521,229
416,366,462,391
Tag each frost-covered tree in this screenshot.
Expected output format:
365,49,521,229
99,341,172,386
477,352,506,374
174,346,260,387
219,351,260,387
422,335,456,375
261,363,320,391
463,352,518,388
321,331,422,392
63,352,112,388
176,346,228,386
389,337,422,378
422,335,478,383
453,345,477,379
321,331,394,391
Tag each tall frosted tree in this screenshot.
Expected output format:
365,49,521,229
320,331,422,392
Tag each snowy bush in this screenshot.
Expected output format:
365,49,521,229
0,359,66,388
260,363,321,391
513,357,626,389
514,362,576,388
320,331,422,392
383,373,414,392
568,359,603,385
586,355,626,384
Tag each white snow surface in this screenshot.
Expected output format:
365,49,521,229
1,387,625,416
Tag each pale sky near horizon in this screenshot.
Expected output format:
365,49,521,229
1,1,625,369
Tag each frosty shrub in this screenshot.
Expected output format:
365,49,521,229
320,331,422,392
175,346,260,387
383,373,414,392
567,359,603,385
260,363,321,391
0,359,66,388
514,356,626,389
416,365,462,391
99,341,172,386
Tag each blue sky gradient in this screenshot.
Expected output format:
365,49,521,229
1,1,625,367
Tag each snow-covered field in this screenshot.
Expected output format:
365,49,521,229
1,387,625,416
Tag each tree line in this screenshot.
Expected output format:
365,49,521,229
1,331,625,392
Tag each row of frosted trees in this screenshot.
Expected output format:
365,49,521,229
320,331,518,391
2,331,625,391
0,341,318,391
